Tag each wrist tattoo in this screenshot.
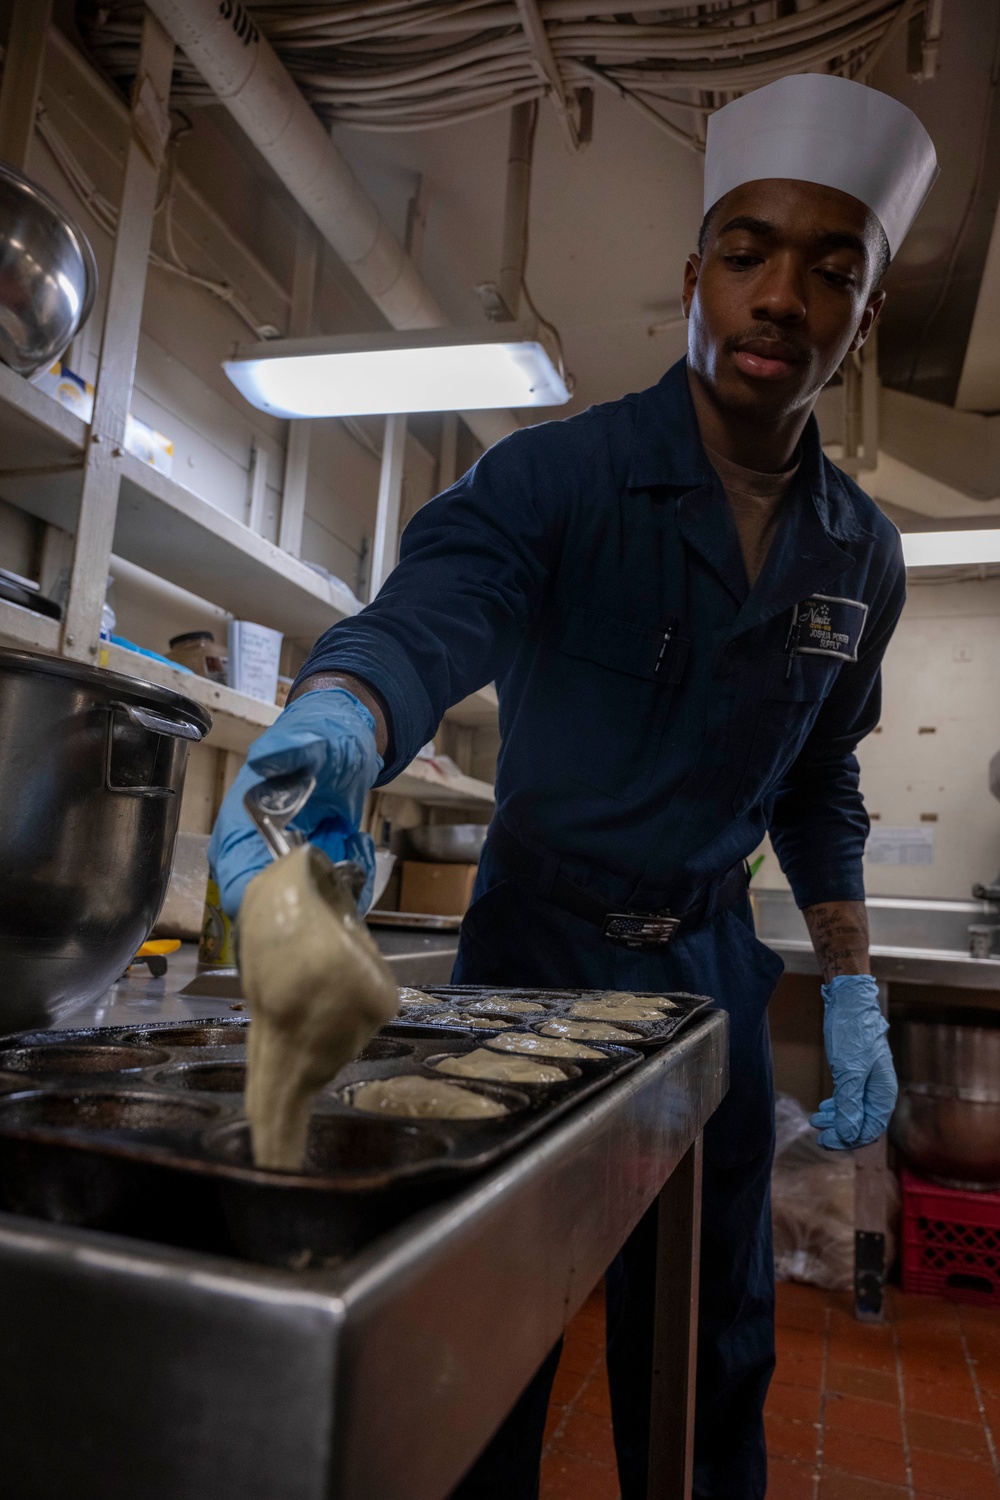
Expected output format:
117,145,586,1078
803,900,871,984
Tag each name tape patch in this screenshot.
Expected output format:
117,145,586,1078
789,593,868,663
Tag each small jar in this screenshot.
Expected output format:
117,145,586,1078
169,630,228,684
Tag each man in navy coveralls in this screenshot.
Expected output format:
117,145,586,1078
211,73,938,1499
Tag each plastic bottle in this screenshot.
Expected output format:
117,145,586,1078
99,575,116,643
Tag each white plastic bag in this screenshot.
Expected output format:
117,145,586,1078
771,1092,897,1290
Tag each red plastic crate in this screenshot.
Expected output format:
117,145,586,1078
902,1169,1000,1307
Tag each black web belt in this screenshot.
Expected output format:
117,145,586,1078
489,821,750,950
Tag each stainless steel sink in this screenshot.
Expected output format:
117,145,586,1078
752,888,1000,989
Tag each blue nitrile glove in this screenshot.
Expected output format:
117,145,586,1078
810,974,898,1150
208,689,382,920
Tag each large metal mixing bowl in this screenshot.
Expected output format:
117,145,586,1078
0,650,211,1031
0,163,97,378
890,1006,1000,1189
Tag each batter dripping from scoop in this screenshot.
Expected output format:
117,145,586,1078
238,844,398,1170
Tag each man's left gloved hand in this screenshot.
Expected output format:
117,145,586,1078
810,973,898,1150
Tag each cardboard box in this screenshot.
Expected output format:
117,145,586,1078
399,861,478,916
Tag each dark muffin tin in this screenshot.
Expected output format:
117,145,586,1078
387,985,714,1050
0,1014,641,1269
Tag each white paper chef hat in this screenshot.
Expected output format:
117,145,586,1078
704,74,938,257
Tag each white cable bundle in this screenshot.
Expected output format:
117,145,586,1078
86,0,915,146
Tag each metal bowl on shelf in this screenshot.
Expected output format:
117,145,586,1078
0,162,97,379
408,824,488,864
890,1006,1000,1189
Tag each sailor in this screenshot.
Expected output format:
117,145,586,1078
210,72,937,1500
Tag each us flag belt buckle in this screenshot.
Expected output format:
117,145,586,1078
603,911,681,948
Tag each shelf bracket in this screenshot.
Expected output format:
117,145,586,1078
278,221,319,557
438,413,459,492
370,413,407,600
366,178,429,597
61,12,174,664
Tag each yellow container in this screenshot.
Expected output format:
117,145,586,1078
199,878,236,967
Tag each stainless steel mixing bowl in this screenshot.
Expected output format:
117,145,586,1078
0,163,97,378
890,1006,1000,1189
0,650,211,1031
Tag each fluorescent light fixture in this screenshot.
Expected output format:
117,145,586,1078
902,530,1000,568
223,320,570,418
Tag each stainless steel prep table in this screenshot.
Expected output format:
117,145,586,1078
49,928,462,1031
0,1011,727,1500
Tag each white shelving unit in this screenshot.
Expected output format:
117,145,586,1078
446,682,499,727
103,642,495,805
0,364,498,771
0,15,496,804
384,755,495,808
0,364,359,640
104,640,277,754
0,595,61,655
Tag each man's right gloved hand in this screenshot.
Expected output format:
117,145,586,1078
811,973,898,1150
208,688,383,921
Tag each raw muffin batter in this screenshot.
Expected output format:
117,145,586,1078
433,1012,513,1029
433,1048,566,1085
398,987,431,1006
570,999,670,1023
486,1032,605,1060
599,991,677,1009
349,1073,508,1118
463,998,546,1016
239,845,399,1169
538,1019,637,1042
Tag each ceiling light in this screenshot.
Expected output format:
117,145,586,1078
223,320,570,418
902,530,1000,568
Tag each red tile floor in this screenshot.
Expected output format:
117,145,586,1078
539,1281,1000,1499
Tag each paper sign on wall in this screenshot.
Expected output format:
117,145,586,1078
865,826,934,866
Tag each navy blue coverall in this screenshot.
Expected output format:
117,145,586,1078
294,357,906,1499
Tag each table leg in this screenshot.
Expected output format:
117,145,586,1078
647,1133,703,1500
854,981,889,1324
854,1135,889,1323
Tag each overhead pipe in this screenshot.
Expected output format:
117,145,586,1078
498,101,535,320
144,0,516,449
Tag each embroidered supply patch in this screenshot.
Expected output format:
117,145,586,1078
789,594,868,662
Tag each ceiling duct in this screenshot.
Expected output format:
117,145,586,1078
142,0,516,448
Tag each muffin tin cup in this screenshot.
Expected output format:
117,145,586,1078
116,1021,250,1048
483,1036,638,1076
338,1074,530,1125
151,1060,248,1094
420,1052,581,1094
0,1043,172,1076
0,1087,222,1230
202,1110,456,1188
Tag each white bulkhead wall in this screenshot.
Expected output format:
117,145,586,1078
753,574,1000,902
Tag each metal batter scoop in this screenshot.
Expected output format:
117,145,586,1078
244,768,316,861
244,768,368,904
